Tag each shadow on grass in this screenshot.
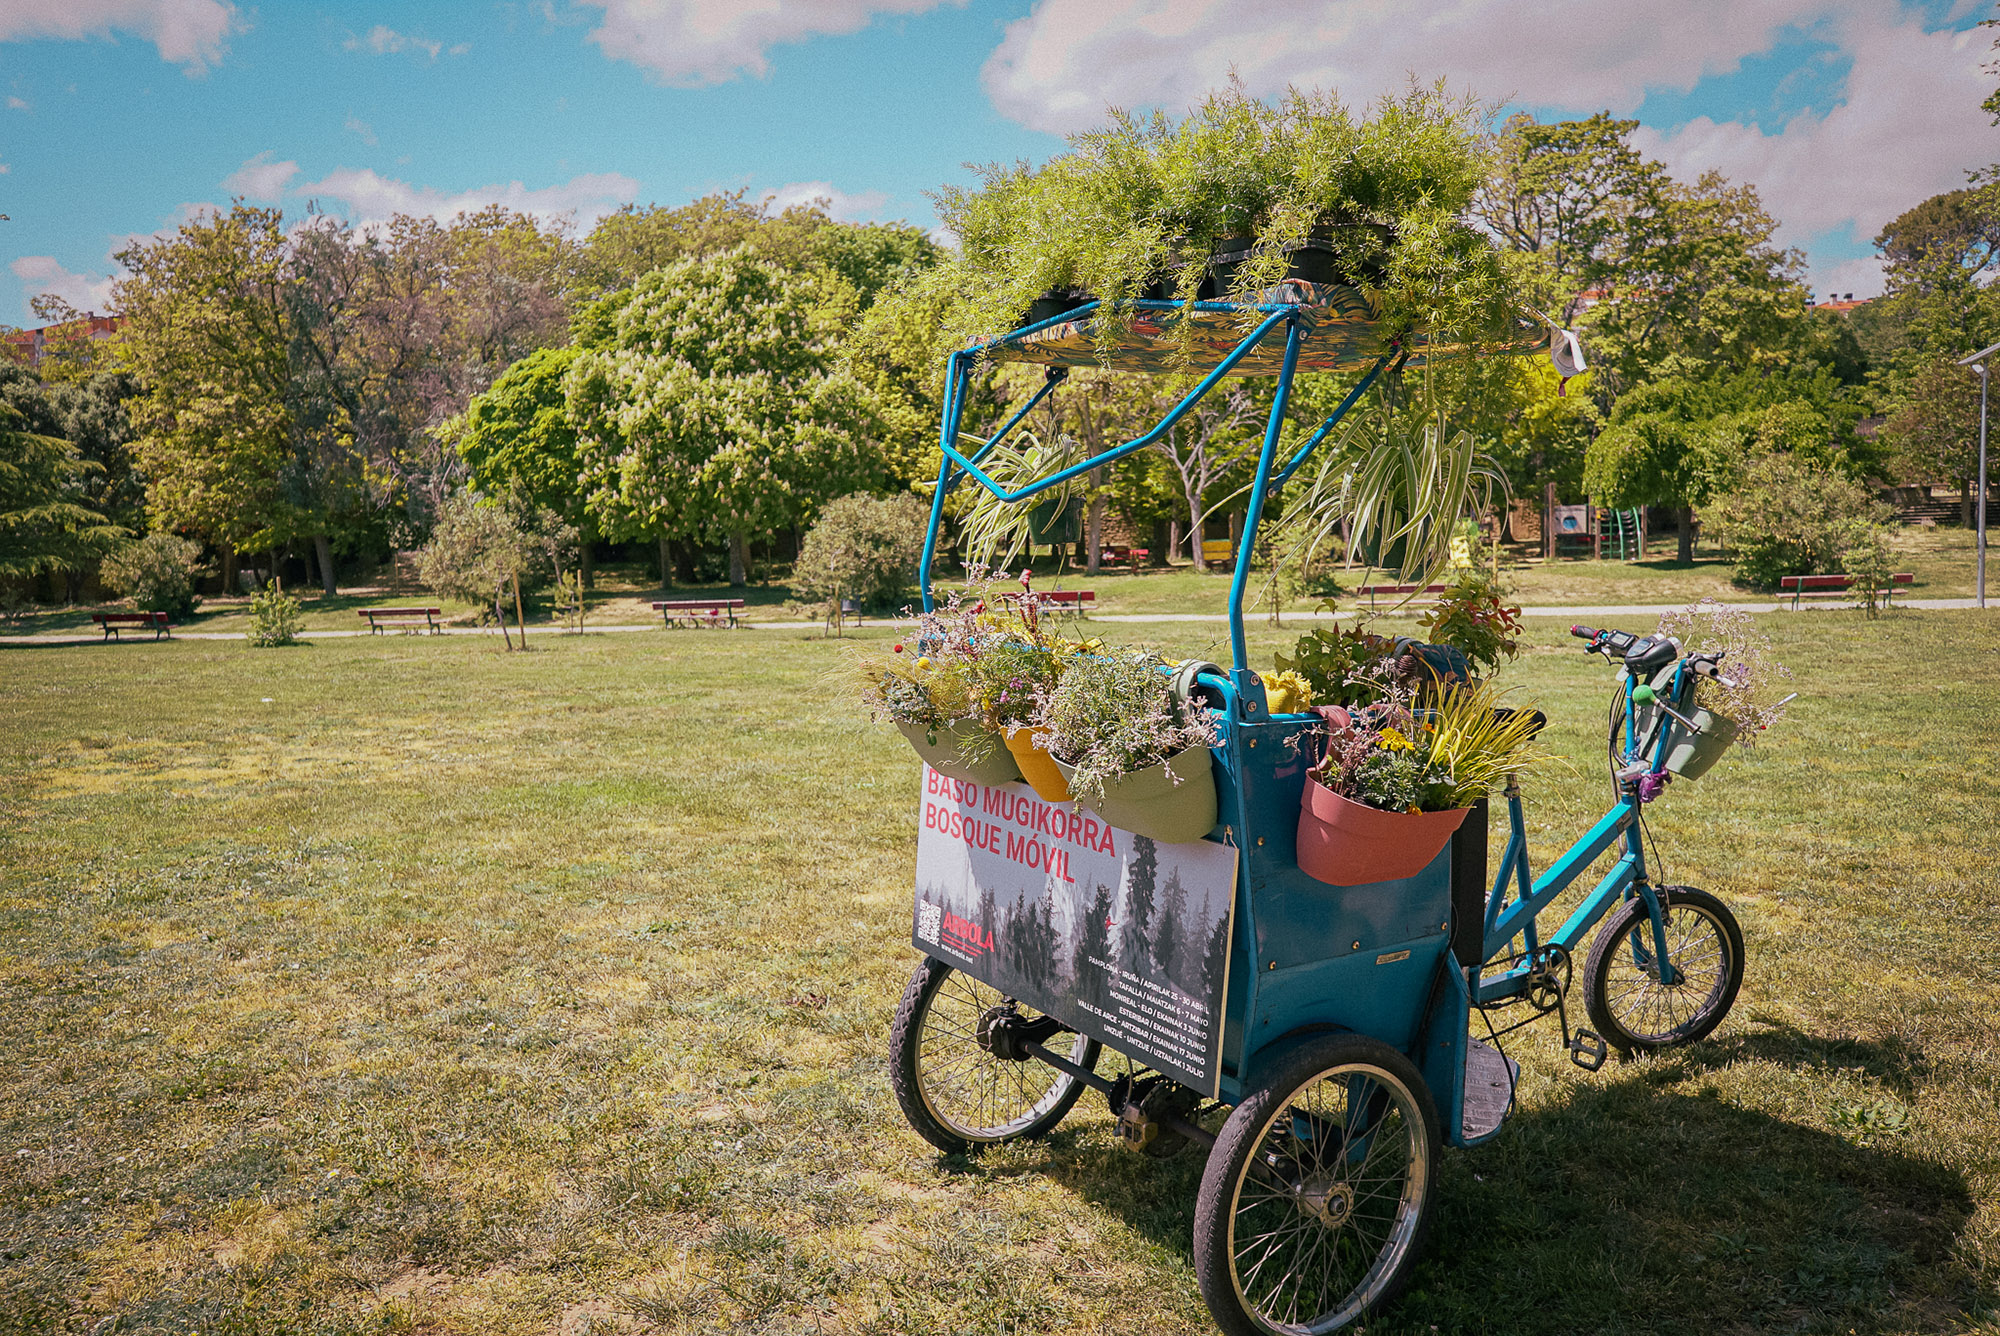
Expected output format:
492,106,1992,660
951,1034,1985,1336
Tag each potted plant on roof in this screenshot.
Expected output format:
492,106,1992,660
1037,653,1220,843
906,79,1517,359
1296,682,1548,886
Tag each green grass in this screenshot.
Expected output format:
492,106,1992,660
1,612,1996,1333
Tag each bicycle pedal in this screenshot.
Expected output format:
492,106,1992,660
1569,1028,1608,1072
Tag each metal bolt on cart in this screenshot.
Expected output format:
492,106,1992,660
886,284,1747,1336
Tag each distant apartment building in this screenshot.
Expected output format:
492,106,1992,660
1,313,123,366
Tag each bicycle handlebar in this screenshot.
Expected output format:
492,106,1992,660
1570,624,1639,657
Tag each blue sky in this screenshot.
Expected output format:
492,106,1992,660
2,0,1995,325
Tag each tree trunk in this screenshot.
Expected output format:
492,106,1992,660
580,529,595,590
658,536,672,591
221,546,238,597
1677,508,1695,564
495,595,513,650
313,534,336,597
728,531,749,587
1085,493,1104,575
671,538,698,584
513,572,528,649
1167,520,1183,567
1187,491,1207,572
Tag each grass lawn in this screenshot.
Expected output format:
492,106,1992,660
1,611,1996,1333
5,526,1988,642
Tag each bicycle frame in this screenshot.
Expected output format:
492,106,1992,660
1473,664,1701,1005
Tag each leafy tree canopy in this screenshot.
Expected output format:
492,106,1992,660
567,248,887,567
0,403,124,580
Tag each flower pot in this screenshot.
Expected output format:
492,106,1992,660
1004,725,1073,803
1296,776,1469,887
1662,710,1738,780
1023,290,1094,327
897,720,1022,788
1053,746,1217,844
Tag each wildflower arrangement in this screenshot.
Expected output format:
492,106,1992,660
1310,683,1550,814
1274,616,1473,710
1654,599,1793,745
1038,653,1220,802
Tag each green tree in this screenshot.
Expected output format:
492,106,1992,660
1475,112,1668,323
0,404,123,583
1880,359,1985,526
567,249,886,587
1706,451,1890,589
451,346,597,584
117,204,297,581
1872,186,2000,374
416,492,533,649
1584,171,1809,385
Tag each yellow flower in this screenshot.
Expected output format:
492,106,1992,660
1377,727,1414,752
915,656,932,670
1262,669,1315,715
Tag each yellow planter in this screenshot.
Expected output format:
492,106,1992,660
1004,726,1073,803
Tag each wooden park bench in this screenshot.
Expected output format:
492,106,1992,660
359,607,442,634
1356,582,1451,610
91,611,171,641
974,589,1096,619
1779,572,1913,610
1200,539,1234,566
654,598,744,628
1099,545,1151,569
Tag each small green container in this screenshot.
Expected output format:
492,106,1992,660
1663,710,1739,779
897,720,1022,788
1054,746,1218,845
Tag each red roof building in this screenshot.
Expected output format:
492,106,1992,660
1,313,123,366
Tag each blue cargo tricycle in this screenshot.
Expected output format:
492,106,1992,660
887,288,1747,1335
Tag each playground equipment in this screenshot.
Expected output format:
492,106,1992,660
888,285,1745,1334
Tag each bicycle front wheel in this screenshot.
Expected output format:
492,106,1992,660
1582,885,1744,1054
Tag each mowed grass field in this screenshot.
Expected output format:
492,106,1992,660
1,611,1996,1334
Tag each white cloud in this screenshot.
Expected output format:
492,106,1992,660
1808,254,1885,301
11,256,118,313
222,151,299,199
343,114,377,146
298,167,640,231
344,24,448,62
980,0,1847,136
763,179,890,221
106,200,223,260
1630,10,1995,258
576,0,961,87
5,95,26,110
0,0,237,72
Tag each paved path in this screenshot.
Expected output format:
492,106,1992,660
3,596,1989,647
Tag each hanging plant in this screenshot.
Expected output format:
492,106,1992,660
907,79,1516,360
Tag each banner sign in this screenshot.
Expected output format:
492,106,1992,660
911,766,1238,1096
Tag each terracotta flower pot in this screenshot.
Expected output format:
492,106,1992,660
896,720,1022,788
1004,725,1073,803
1296,775,1468,886
1053,746,1217,845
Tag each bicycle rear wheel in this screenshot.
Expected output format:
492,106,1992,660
889,956,1099,1154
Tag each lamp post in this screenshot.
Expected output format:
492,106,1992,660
1955,341,1997,608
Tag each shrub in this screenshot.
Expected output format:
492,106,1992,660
792,492,929,624
1841,525,1899,619
246,578,304,647
101,533,202,616
1706,452,1890,590
1416,568,1522,676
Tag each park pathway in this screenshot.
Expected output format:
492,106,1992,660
1,597,1991,646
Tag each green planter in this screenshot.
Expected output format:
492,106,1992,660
1053,746,1218,844
1663,711,1739,780
897,721,1023,788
